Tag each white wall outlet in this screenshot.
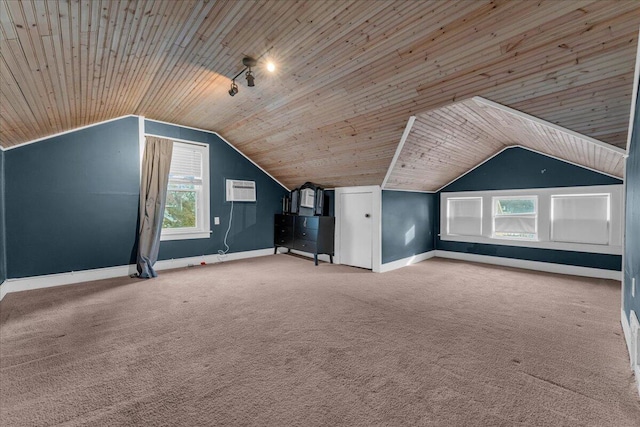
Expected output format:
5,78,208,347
214,217,220,225
633,277,637,298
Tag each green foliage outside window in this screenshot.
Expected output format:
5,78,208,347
163,185,197,228
496,199,535,215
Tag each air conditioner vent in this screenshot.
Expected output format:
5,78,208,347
226,179,256,202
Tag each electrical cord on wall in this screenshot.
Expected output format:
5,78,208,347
217,200,234,261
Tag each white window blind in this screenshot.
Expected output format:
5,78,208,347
169,144,203,184
551,194,609,245
494,216,537,234
447,197,482,236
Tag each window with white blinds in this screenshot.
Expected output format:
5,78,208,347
161,140,210,241
440,185,622,255
168,144,203,185
447,197,483,236
551,194,610,245
492,196,537,240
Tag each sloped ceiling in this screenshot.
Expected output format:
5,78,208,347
1,1,639,189
383,97,626,192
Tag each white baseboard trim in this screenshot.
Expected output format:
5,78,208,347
379,251,436,273
0,248,275,302
622,308,634,364
621,309,640,397
434,250,621,280
154,248,274,271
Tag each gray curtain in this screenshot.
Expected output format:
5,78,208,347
137,136,173,278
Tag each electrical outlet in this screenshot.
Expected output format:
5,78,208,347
214,217,220,225
633,277,637,298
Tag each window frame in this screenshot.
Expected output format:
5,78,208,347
439,185,622,255
446,196,483,237
140,135,211,242
491,195,538,241
550,193,611,245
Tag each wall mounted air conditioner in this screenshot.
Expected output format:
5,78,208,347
226,179,256,202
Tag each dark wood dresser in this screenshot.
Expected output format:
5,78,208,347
274,214,335,265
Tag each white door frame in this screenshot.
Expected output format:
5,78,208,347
334,185,382,272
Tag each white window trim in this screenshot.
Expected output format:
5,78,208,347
440,185,623,255
140,133,211,241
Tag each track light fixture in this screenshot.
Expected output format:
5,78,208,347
228,80,238,96
245,70,255,87
227,47,274,97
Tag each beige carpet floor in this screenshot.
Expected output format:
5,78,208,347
1,255,638,426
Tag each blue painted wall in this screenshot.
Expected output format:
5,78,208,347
324,190,335,217
382,190,436,264
436,147,623,270
624,86,640,321
0,149,6,284
3,117,287,279
443,146,621,192
5,117,141,278
144,120,288,261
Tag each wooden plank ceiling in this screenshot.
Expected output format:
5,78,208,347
384,97,626,192
1,0,639,189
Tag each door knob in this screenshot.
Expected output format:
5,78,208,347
365,213,370,218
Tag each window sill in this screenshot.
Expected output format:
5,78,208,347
160,230,212,241
490,235,539,242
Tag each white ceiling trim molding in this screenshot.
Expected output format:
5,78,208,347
381,116,415,189
473,96,626,155
382,188,436,194
3,115,138,151
626,28,640,154
434,145,623,193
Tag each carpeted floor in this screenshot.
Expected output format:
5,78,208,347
1,255,638,426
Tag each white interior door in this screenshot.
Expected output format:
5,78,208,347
340,192,373,269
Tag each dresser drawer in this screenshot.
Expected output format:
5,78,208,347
295,216,318,230
275,235,294,247
293,239,317,253
275,225,293,238
294,226,317,241
274,224,293,247
275,214,294,226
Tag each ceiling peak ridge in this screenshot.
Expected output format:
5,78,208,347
471,96,626,155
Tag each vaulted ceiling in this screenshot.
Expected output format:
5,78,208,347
1,1,639,189
384,97,626,192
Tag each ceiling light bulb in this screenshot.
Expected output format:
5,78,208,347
266,62,275,73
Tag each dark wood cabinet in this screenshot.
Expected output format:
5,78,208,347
274,214,334,265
